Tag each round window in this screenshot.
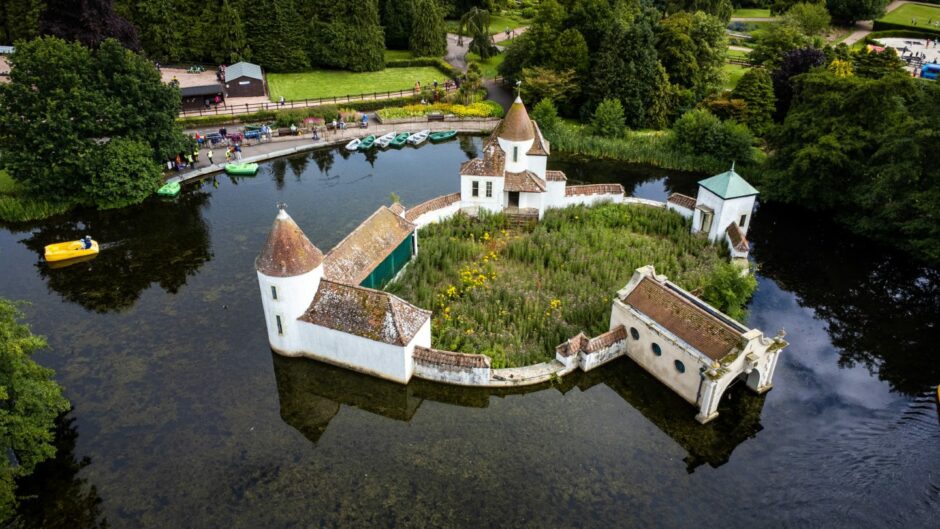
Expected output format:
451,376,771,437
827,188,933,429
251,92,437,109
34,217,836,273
630,327,640,340
674,360,685,373
652,343,662,356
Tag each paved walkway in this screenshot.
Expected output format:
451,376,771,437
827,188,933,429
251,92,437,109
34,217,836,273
842,0,914,45
731,17,776,22
728,45,752,53
445,26,528,73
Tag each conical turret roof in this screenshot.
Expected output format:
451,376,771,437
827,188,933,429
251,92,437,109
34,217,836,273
256,207,324,277
494,96,535,141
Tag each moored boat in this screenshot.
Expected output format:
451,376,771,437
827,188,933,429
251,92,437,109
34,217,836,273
375,132,397,149
429,130,457,143
358,135,376,151
407,129,431,146
44,236,99,262
389,132,411,149
345,138,362,151
157,181,181,197
224,162,259,175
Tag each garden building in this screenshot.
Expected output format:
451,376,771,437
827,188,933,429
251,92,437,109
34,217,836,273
323,205,417,289
180,84,224,111
224,61,265,98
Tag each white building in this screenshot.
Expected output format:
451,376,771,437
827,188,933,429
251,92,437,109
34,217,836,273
667,165,758,260
256,206,431,383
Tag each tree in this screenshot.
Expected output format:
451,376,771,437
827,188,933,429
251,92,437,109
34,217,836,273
701,262,758,321
384,0,415,49
459,7,497,59
134,0,183,63
825,0,887,24
0,0,43,44
0,298,71,519
531,98,560,133
851,47,906,78
568,0,616,51
244,0,308,72
309,0,385,71
550,28,590,78
0,37,185,206
771,46,826,119
732,68,776,136
749,22,812,66
591,98,626,137
784,2,831,36
656,11,728,97
664,0,734,23
672,108,755,163
520,66,578,107
410,0,447,58
523,0,567,67
40,0,140,51
195,0,249,64
763,71,940,263
85,138,163,209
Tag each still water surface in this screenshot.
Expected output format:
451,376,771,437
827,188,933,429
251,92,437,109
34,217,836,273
2,137,938,528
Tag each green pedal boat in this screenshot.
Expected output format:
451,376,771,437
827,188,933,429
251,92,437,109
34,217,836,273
156,181,181,197
389,132,411,149
357,135,376,151
429,130,457,143
224,162,259,175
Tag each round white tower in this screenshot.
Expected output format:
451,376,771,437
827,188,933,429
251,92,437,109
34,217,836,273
255,206,324,355
496,96,536,173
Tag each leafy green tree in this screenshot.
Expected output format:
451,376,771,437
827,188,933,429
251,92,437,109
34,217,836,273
750,22,812,66
410,0,447,58
0,0,43,43
523,0,567,66
85,138,163,209
825,0,887,24
701,262,758,321
783,2,831,36
764,71,940,263
851,46,906,78
245,0,308,72
0,37,185,206
591,98,626,137
568,0,616,51
672,108,755,163
521,66,578,107
664,0,733,23
656,11,728,97
550,28,590,78
732,67,776,136
384,0,415,49
459,7,497,59
0,298,71,520
531,98,560,133
309,0,385,71
196,0,249,64
40,0,140,51
134,0,183,63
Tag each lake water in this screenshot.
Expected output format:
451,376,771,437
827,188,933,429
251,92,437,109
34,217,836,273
3,137,938,528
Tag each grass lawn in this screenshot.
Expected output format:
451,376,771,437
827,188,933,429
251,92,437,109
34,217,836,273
388,204,753,367
467,51,505,78
383,49,413,62
727,48,751,59
879,3,940,28
722,64,749,90
445,13,530,36
733,8,772,18
267,66,447,101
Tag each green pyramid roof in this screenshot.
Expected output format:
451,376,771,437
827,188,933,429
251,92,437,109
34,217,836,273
698,169,759,199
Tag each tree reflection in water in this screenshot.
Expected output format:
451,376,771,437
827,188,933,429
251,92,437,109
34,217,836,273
12,412,107,529
459,134,478,160
16,189,213,313
272,353,765,473
749,202,940,396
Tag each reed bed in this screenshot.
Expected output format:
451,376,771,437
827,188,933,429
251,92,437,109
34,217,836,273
388,203,756,367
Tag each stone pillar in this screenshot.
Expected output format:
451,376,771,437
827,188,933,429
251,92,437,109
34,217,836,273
695,378,721,424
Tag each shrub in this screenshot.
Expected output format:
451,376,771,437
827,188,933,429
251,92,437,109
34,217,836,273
84,138,163,209
531,99,560,133
672,109,755,163
591,98,626,138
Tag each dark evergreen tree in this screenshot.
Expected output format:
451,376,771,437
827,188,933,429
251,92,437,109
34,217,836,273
771,46,826,120
851,47,906,79
40,0,140,50
308,0,385,71
135,0,183,63
732,67,775,136
568,0,616,51
245,0,308,71
826,0,887,24
384,0,415,49
551,28,589,78
0,0,44,44
663,0,733,22
410,0,447,57
656,11,727,97
196,0,249,64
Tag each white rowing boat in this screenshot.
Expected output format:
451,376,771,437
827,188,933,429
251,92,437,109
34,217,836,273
345,138,361,151
375,132,397,149
407,129,431,146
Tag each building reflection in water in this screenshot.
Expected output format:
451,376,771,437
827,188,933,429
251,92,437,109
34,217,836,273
272,353,766,473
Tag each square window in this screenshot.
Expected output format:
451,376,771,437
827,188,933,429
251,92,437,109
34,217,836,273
485,181,493,197
472,181,479,197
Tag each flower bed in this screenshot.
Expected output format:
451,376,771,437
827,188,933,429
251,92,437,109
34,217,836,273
376,101,504,121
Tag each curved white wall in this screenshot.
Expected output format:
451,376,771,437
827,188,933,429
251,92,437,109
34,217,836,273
257,265,322,355
497,137,534,173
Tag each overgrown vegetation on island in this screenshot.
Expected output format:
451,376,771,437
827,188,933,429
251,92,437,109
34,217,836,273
388,204,756,367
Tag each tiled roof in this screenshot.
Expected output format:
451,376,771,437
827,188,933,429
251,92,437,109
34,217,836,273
667,193,696,210
225,61,263,82
504,170,546,193
180,84,223,97
527,121,550,156
300,280,431,346
555,332,589,358
256,209,324,277
726,223,749,252
413,347,490,368
556,326,627,357
565,184,624,197
698,168,759,199
461,139,506,177
323,206,415,285
624,277,744,361
545,170,567,182
493,96,535,141
388,202,405,216
405,193,461,222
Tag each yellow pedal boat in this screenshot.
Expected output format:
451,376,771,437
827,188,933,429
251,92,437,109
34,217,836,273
44,238,99,262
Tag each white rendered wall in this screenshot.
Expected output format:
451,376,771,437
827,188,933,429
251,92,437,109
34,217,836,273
528,155,547,179
497,137,534,173
666,203,693,219
560,194,622,208
257,265,322,355
692,189,756,242
460,175,505,213
519,191,544,213
295,322,411,383
579,341,627,372
413,360,491,386
546,181,566,208
411,203,460,228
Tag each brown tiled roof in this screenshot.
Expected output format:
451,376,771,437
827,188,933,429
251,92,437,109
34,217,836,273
565,184,625,197
555,332,589,357
504,170,546,192
413,347,490,368
726,223,749,252
527,120,550,156
493,96,535,141
667,193,696,210
545,170,567,182
585,325,627,353
256,209,324,277
300,279,431,346
405,193,461,222
388,202,405,216
624,278,744,361
324,206,415,285
461,139,506,177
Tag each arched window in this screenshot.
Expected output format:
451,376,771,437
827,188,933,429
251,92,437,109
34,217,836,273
674,360,685,373
652,343,662,356
630,327,640,340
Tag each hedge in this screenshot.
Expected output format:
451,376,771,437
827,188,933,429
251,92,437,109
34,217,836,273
386,57,463,79
872,20,940,37
864,29,940,41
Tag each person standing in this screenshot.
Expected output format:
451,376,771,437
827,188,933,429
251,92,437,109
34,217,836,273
235,143,242,160
279,95,285,106
207,149,214,165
